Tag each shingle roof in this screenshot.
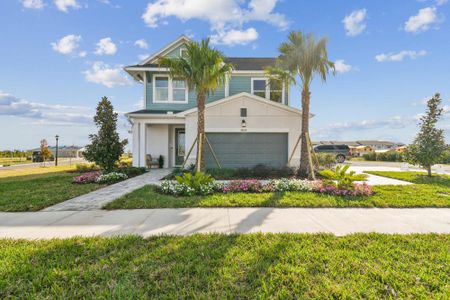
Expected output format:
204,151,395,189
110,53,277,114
224,57,277,70
126,109,184,115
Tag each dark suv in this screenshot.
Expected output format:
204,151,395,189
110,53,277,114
313,144,351,163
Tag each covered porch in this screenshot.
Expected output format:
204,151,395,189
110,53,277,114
131,115,186,168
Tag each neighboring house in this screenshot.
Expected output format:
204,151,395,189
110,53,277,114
125,35,304,169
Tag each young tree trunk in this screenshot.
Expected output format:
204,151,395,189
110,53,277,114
196,91,206,172
299,88,311,178
427,165,432,177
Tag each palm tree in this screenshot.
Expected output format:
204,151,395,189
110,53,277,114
267,31,335,178
159,39,233,172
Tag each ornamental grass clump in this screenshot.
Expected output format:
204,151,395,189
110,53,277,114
72,171,102,184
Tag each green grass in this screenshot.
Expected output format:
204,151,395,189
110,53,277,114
0,234,448,298
104,184,450,209
0,172,103,211
365,171,450,187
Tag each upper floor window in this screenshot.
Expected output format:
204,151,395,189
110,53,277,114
155,76,169,101
251,78,284,103
153,75,188,103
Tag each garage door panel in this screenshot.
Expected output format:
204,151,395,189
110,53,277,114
205,133,288,168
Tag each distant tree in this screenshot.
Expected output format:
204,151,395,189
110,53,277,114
40,139,52,166
83,97,128,172
405,93,446,177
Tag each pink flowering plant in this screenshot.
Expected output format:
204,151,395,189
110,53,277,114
223,179,265,193
72,171,102,184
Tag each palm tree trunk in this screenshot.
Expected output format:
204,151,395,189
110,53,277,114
299,87,311,178
196,91,206,172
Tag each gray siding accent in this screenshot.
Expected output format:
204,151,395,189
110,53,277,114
205,132,288,168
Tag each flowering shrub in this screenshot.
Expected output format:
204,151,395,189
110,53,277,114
159,180,223,196
158,178,374,198
223,180,264,193
268,178,319,192
316,182,373,197
96,172,128,184
73,171,102,184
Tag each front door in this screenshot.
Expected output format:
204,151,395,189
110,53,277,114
175,128,185,166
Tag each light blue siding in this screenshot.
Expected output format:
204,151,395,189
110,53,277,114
166,44,187,58
146,71,226,110
229,76,252,95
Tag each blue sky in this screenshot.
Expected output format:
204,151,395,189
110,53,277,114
0,0,449,149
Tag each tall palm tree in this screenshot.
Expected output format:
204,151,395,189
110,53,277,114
267,31,335,178
159,39,233,172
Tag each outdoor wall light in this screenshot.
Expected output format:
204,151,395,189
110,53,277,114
241,119,247,128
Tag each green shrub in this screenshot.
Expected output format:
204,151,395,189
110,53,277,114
319,164,367,190
75,163,100,173
208,164,295,179
363,151,403,162
175,172,214,190
441,150,450,164
315,153,336,169
117,167,146,177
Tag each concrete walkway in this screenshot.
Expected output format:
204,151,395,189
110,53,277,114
1,208,449,239
42,169,171,211
348,166,412,186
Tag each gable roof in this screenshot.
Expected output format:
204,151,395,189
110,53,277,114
179,92,307,117
138,35,192,66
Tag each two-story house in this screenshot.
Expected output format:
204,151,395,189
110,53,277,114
125,35,304,168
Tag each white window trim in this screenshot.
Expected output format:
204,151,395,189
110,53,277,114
251,77,285,104
152,74,189,104
180,48,188,58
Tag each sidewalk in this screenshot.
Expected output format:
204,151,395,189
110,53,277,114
1,208,449,239
41,169,172,211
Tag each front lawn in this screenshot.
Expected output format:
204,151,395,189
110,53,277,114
1,234,448,298
104,183,450,209
0,164,77,179
365,171,450,187
0,172,103,212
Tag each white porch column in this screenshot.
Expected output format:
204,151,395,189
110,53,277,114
132,122,140,167
139,122,146,167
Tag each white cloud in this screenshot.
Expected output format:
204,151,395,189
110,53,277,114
375,50,427,62
54,0,80,12
436,0,448,6
22,0,44,9
84,62,131,88
0,91,92,125
334,59,352,73
343,9,367,36
142,0,287,45
78,51,87,57
51,34,81,55
404,7,439,33
134,39,148,49
211,28,258,45
94,37,117,55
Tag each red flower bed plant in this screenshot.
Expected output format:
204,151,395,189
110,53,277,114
72,171,102,184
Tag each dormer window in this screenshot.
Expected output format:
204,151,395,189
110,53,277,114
251,78,284,103
153,74,188,103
